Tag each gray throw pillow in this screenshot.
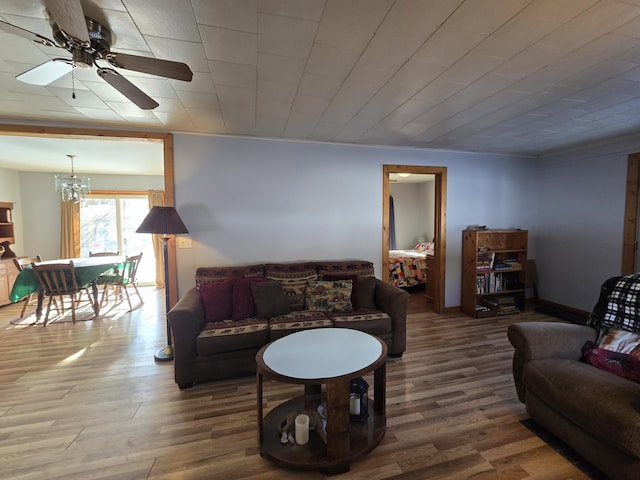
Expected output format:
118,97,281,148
251,280,290,318
355,276,377,310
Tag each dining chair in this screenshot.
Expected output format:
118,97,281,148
89,251,120,257
12,255,43,318
31,261,93,325
98,252,144,311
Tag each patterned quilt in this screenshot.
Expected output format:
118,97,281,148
599,273,640,333
388,249,429,288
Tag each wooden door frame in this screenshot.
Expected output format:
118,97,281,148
0,124,180,307
382,165,447,313
622,153,640,275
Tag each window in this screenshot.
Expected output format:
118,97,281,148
80,193,155,284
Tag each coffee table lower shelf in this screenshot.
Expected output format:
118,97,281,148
260,395,386,474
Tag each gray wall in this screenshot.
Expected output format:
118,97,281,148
172,134,539,309
3,130,635,313
538,136,636,311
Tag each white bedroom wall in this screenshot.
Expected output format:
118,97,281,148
418,180,435,242
538,136,638,312
389,183,424,249
173,134,539,309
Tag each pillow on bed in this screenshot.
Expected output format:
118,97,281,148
414,242,435,252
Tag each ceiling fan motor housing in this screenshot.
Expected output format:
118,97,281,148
52,16,112,67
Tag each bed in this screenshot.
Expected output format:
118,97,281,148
388,242,434,288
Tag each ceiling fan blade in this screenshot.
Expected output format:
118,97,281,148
16,59,74,85
97,68,159,110
45,0,90,45
0,20,57,47
107,53,193,82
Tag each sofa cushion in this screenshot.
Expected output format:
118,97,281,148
524,358,640,459
355,276,377,310
200,279,233,323
317,260,374,278
265,262,318,311
268,310,333,340
196,264,264,286
232,277,269,320
305,279,353,313
582,341,640,383
197,318,269,355
322,274,358,307
251,280,290,318
331,310,391,336
319,269,377,310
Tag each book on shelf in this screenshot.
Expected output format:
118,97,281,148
477,252,495,271
483,295,520,315
484,295,515,306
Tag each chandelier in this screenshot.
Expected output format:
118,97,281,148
54,154,91,203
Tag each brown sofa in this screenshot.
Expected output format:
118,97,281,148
507,276,640,480
168,260,409,389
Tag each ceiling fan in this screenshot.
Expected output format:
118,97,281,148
0,0,193,110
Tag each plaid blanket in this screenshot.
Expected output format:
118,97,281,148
599,273,640,333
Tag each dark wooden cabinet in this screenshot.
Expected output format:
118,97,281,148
0,259,19,306
0,202,14,247
461,229,528,318
0,202,18,306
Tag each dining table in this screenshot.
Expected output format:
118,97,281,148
10,256,126,318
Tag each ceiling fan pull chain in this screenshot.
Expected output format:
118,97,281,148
71,67,76,99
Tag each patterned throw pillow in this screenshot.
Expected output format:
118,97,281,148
305,280,353,313
582,341,640,383
597,327,640,358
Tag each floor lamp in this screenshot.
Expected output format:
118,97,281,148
136,206,189,361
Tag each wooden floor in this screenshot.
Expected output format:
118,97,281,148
0,288,596,480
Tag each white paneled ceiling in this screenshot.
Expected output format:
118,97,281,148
2,0,640,167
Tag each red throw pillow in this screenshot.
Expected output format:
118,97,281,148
200,280,233,323
582,341,640,383
232,277,269,320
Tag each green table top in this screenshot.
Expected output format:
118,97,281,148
10,256,125,303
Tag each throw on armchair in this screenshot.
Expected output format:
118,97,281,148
508,275,640,480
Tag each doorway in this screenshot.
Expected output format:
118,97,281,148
383,165,447,313
622,153,640,274
0,124,180,306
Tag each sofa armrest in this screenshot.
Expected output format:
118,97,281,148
168,287,205,388
374,278,409,356
507,321,597,403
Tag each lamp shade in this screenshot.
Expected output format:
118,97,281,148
135,206,189,235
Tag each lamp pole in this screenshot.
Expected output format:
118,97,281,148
155,235,173,361
135,206,189,362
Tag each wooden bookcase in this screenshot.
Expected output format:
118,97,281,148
0,201,14,247
461,229,528,318
0,202,17,306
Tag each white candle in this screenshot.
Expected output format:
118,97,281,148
350,394,360,416
295,414,309,445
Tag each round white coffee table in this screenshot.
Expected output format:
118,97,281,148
256,328,387,475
